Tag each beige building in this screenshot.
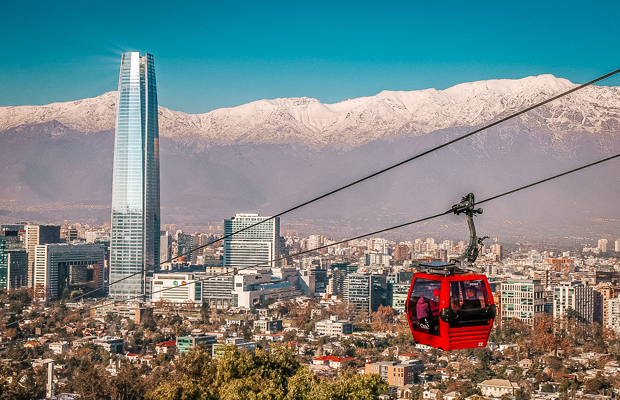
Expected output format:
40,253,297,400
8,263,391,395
90,302,146,323
478,379,520,398
365,360,424,387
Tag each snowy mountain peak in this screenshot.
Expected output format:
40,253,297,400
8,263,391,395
1,75,619,147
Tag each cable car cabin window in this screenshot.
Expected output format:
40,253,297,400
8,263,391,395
449,279,489,310
409,278,441,336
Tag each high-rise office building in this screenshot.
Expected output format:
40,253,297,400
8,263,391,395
160,231,171,263
177,233,198,264
25,224,61,288
343,273,387,318
34,243,105,301
598,239,608,253
110,52,160,298
222,213,280,269
553,281,594,322
0,230,26,290
499,278,545,325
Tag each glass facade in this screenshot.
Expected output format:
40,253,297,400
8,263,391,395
110,52,160,298
222,214,279,269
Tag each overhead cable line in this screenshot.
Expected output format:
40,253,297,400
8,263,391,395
73,150,620,313
10,69,619,326
8,150,620,327
77,67,620,302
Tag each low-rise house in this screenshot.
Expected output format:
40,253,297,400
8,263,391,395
254,317,283,333
24,340,40,348
478,379,520,398
444,391,458,400
538,382,561,392
155,340,177,355
212,337,258,358
177,335,218,354
603,361,620,374
532,392,560,400
312,355,355,369
140,355,156,366
106,360,121,376
397,385,416,399
48,342,69,355
95,337,124,354
423,388,440,399
206,331,226,339
253,333,284,342
399,352,418,362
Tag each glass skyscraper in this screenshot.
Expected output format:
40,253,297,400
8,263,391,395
110,52,160,298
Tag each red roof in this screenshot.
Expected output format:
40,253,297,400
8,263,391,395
156,340,176,347
314,355,355,362
127,353,139,357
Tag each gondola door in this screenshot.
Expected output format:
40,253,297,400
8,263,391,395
440,274,495,350
406,273,450,350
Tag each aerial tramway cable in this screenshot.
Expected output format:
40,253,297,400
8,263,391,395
6,69,620,326
78,150,620,311
76,67,620,302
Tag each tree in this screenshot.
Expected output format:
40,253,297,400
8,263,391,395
145,345,217,400
371,305,395,332
584,373,611,394
145,345,388,400
540,384,554,393
515,390,529,400
142,308,157,330
108,363,151,400
200,301,211,325
215,346,301,399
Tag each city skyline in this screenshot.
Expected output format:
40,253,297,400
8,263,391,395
109,52,161,299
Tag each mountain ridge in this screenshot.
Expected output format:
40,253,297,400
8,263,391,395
2,75,620,147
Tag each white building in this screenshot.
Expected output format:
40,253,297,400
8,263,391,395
500,278,545,325
84,230,109,244
151,273,202,305
160,231,171,264
553,281,594,322
606,297,620,333
195,272,234,308
223,213,280,269
33,243,105,301
365,252,391,267
598,239,608,253
316,316,353,337
232,271,302,308
48,342,69,355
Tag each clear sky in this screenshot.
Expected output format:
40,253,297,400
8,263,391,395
2,0,620,114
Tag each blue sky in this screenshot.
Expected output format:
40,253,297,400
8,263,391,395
2,0,620,114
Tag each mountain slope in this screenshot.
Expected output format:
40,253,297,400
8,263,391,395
1,75,619,238
2,75,620,147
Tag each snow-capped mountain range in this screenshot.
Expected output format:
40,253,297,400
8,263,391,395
1,74,619,147
1,74,619,238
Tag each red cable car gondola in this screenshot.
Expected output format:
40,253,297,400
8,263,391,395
406,194,496,351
